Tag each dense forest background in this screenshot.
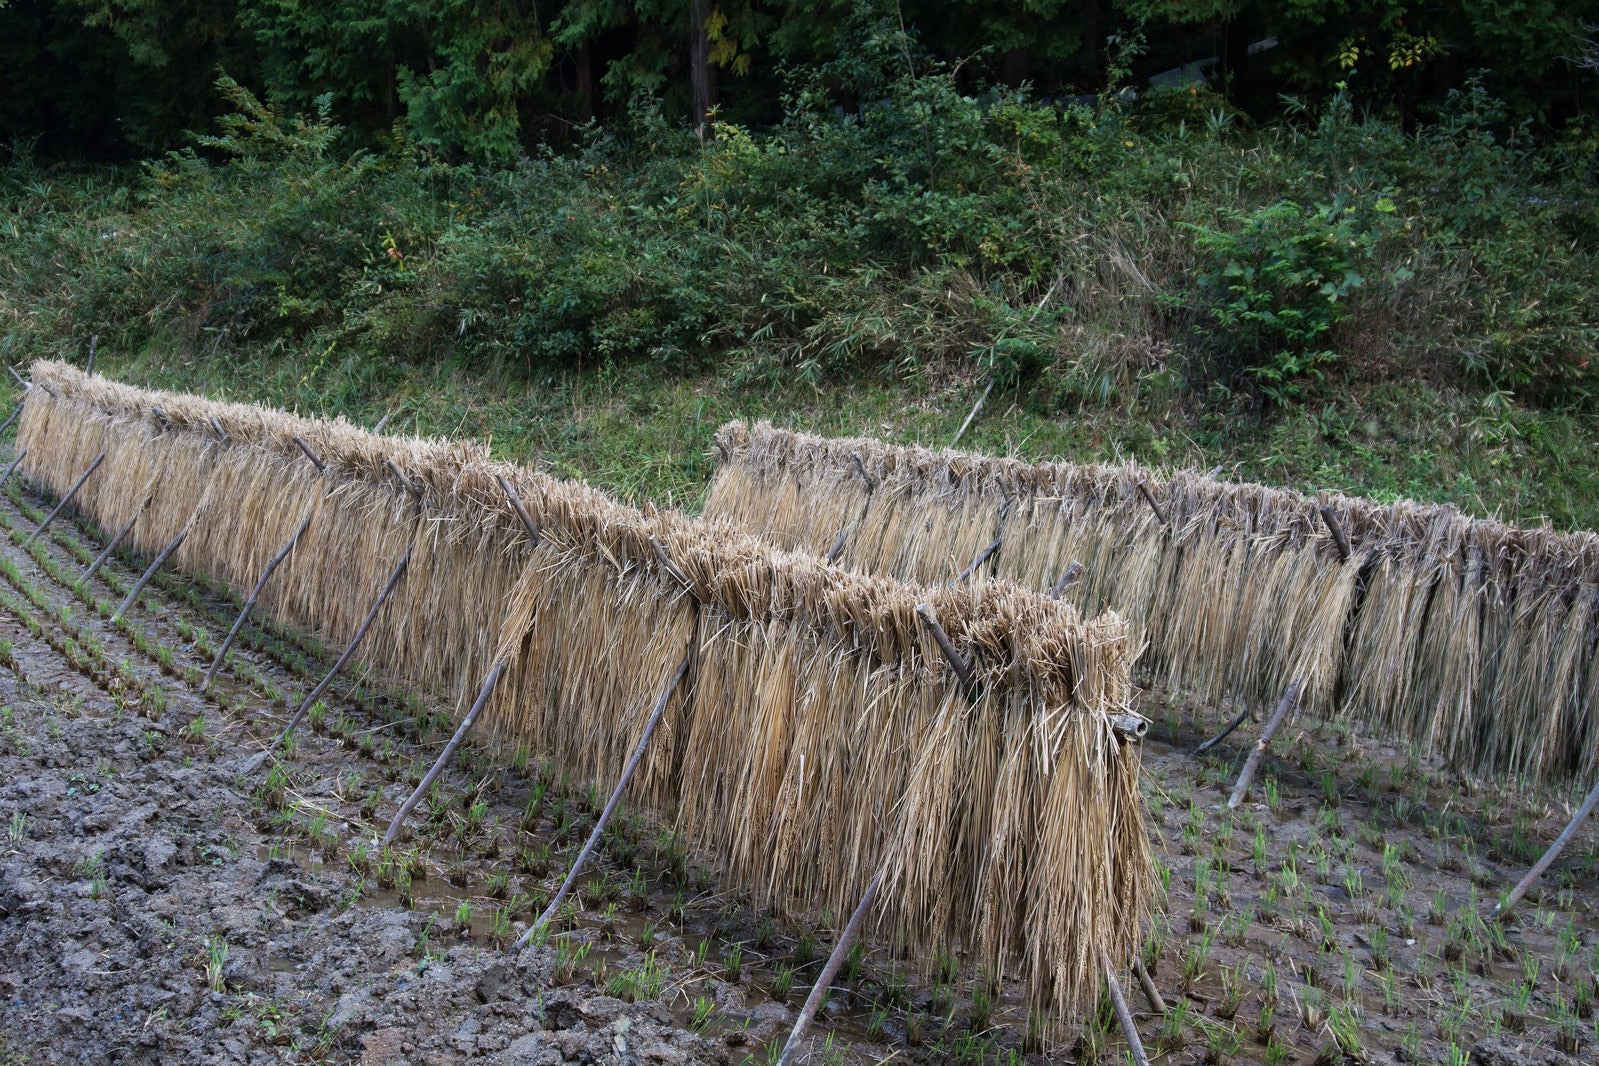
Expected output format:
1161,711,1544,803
2,1,1598,526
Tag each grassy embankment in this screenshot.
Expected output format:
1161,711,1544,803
2,72,1596,526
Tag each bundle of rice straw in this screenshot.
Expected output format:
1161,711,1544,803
13,362,1153,1031
707,420,1599,786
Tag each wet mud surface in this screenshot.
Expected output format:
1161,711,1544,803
2,474,1597,1065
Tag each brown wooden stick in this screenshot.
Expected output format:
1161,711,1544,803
201,512,314,693
84,334,97,376
1194,703,1253,755
81,495,150,583
775,871,883,1066
914,602,979,701
954,533,1003,584
277,546,412,743
6,365,25,389
383,660,509,846
292,436,326,475
1049,560,1085,598
1101,947,1153,1066
112,526,188,623
649,535,695,595
0,401,23,437
1318,504,1351,563
1227,679,1304,810
208,415,230,443
22,451,105,548
516,651,693,947
848,453,876,493
1490,776,1599,921
0,450,26,489
824,524,850,564
1137,482,1169,526
496,473,541,547
1132,958,1167,1014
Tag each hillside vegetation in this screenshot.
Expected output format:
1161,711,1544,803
2,13,1597,527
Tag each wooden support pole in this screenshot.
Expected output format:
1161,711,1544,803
516,651,693,948
22,451,106,548
292,436,326,475
848,454,876,493
954,533,1003,584
950,377,994,449
6,366,25,389
201,512,314,693
496,474,541,547
208,415,229,444
0,401,23,437
1318,504,1351,563
1101,947,1152,1066
112,526,188,623
84,334,98,376
0,450,26,489
1490,776,1599,921
81,495,150,583
775,872,883,1066
277,546,412,743
383,660,509,846
1137,482,1169,526
824,524,850,564
1227,680,1304,810
649,536,694,595
1194,702,1253,755
914,602,979,701
1049,561,1085,598
372,410,392,434
1133,958,1167,1014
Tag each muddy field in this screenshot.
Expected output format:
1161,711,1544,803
2,470,1597,1065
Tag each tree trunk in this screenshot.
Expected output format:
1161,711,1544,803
689,0,716,137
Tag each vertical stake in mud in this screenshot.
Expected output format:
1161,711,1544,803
382,660,508,846
277,545,413,744
775,871,883,1066
22,451,106,548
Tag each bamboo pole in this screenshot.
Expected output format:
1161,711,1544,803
201,512,314,693
1132,958,1167,1014
497,474,541,547
1048,561,1085,598
112,525,189,623
914,602,979,701
1227,680,1304,810
1490,776,1599,921
0,450,26,489
0,402,23,438
1101,947,1152,1066
950,378,994,449
382,660,508,846
22,451,106,548
81,495,150,583
954,533,1003,584
1194,703,1253,755
277,546,413,743
774,872,883,1066
1318,505,1351,563
515,651,693,947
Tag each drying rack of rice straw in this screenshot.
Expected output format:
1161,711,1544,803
706,420,1599,791
9,361,1155,1041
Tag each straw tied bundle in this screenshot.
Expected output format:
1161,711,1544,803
14,361,1153,1029
708,421,1599,787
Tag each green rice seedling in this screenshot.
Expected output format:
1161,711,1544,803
771,965,795,1000
7,811,27,844
607,952,665,1002
691,995,715,1032
204,935,229,993
1217,965,1245,1019
723,940,744,983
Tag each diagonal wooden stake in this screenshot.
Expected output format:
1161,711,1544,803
276,546,413,744
915,602,980,701
81,495,151,583
1490,776,1599,922
775,871,883,1066
112,525,189,623
0,450,27,490
0,401,23,438
201,512,314,693
497,474,541,547
292,436,326,475
22,451,106,548
1227,679,1304,810
1318,504,1351,563
1101,946,1152,1066
954,533,1003,584
515,650,693,948
383,660,509,846
1049,560,1085,598
1137,482,1169,526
